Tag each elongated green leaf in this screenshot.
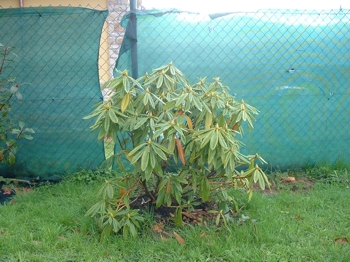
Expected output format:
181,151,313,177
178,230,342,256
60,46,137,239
141,146,150,171
142,93,149,105
156,75,164,88
258,174,265,190
24,128,35,133
130,149,144,164
192,95,203,111
153,127,167,139
200,130,213,149
149,149,156,168
133,117,148,130
21,134,33,140
168,135,175,152
164,100,176,110
11,129,20,135
106,183,114,199
129,221,137,237
123,76,130,92
210,130,218,150
108,109,119,124
156,188,166,207
153,142,173,155
104,115,110,132
128,142,146,157
174,207,183,227
152,144,167,160
121,93,130,112
169,65,176,75
205,112,212,129
215,213,221,226
199,177,210,202
217,132,228,148
208,146,216,164
8,152,15,166
175,175,188,184
158,177,169,191
253,169,259,183
85,200,106,217
175,94,188,107
147,93,156,109
83,108,104,119
97,127,106,140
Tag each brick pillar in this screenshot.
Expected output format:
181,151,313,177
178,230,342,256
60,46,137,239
107,0,142,77
103,0,142,162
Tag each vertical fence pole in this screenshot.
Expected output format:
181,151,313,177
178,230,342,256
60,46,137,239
130,0,138,78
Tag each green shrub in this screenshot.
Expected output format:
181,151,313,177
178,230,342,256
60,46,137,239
84,62,269,238
0,44,34,166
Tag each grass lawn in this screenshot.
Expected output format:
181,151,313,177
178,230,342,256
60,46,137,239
0,166,349,261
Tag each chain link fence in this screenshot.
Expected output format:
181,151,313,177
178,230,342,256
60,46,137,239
0,5,128,178
1,5,349,178
116,8,350,169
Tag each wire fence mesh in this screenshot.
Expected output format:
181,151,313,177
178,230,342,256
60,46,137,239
0,5,349,178
0,5,126,178
116,8,350,169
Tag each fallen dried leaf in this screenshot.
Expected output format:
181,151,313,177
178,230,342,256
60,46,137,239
173,231,185,245
153,223,164,233
335,237,348,244
3,188,12,195
293,215,303,219
253,223,258,234
58,235,67,240
199,232,207,238
283,176,296,183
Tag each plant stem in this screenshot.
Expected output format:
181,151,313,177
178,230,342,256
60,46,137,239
0,128,24,162
116,133,123,149
140,180,156,201
0,93,13,111
0,46,9,75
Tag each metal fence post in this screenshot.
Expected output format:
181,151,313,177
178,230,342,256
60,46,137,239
130,0,138,79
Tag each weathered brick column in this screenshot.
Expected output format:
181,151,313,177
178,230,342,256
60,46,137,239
107,0,142,77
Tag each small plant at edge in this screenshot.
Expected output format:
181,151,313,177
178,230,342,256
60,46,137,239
0,43,34,166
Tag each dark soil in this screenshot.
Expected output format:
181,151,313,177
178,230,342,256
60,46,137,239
0,180,33,204
0,186,15,204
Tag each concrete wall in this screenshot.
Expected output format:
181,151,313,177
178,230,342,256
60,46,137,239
0,0,107,9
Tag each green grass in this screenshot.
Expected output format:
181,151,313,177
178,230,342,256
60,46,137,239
0,166,350,261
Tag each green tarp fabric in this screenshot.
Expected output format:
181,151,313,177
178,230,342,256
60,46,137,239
116,9,350,168
0,7,108,178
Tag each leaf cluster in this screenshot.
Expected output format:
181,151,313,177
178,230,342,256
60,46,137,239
84,62,269,237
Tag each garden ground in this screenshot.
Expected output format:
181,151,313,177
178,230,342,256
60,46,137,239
0,165,349,261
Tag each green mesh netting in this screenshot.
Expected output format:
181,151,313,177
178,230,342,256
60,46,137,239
116,9,350,168
0,7,108,178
